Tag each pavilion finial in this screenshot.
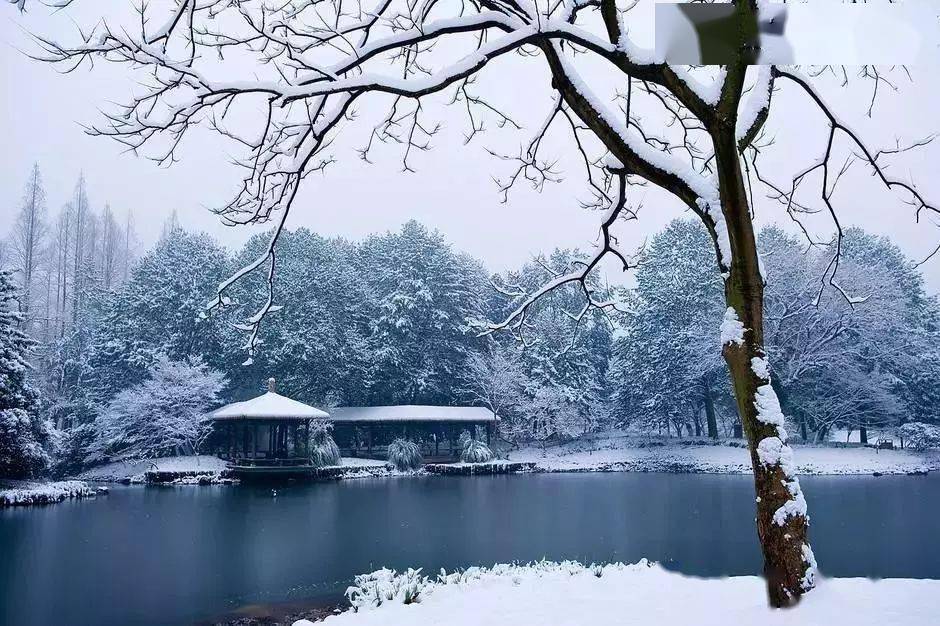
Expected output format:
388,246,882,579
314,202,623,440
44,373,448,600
267,377,276,393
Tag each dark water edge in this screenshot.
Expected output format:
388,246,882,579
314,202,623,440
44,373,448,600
199,597,340,626
1,472,937,626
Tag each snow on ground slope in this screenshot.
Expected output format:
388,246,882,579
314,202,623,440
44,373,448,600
509,434,939,475
75,455,229,482
75,455,389,482
301,561,939,626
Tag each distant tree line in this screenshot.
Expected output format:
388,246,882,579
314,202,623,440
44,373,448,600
2,167,939,478
610,220,940,443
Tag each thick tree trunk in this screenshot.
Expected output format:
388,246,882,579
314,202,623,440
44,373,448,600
713,126,816,607
859,427,868,445
703,379,719,439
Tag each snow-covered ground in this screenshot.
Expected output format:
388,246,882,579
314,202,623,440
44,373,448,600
508,433,939,475
0,480,97,506
295,561,940,626
69,437,939,485
341,457,392,468
75,455,229,482
75,455,390,483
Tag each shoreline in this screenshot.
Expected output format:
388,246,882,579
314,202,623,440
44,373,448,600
5,442,936,507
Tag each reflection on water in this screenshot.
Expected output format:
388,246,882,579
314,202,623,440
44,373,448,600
1,473,937,626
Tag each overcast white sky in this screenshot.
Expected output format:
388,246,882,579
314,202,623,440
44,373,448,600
2,2,939,293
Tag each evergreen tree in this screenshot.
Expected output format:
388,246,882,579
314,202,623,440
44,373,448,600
610,220,727,437
359,221,487,404
221,228,375,404
0,270,51,478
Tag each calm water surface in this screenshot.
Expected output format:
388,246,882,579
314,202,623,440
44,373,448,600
1,473,937,626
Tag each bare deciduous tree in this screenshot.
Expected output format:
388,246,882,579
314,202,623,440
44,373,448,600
16,0,938,606
11,163,48,333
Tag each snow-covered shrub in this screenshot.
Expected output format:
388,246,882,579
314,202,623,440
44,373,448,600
0,480,94,506
898,422,940,451
460,438,494,463
387,438,423,471
457,429,472,451
308,421,340,467
345,567,428,611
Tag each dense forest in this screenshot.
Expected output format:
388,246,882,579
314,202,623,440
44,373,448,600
2,166,939,478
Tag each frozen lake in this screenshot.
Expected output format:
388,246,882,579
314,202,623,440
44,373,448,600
2,473,937,625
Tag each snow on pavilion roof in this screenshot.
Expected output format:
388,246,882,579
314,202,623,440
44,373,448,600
329,405,498,423
210,391,329,420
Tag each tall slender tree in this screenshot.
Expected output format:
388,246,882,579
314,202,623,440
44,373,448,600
69,174,90,324
10,163,48,334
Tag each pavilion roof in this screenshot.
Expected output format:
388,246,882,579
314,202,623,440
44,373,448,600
329,405,497,423
210,391,329,421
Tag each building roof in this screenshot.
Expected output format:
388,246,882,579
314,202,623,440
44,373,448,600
329,405,497,423
210,391,329,421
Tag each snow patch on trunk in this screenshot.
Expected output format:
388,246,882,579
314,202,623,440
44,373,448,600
773,479,808,526
751,355,770,380
754,384,786,429
719,307,745,346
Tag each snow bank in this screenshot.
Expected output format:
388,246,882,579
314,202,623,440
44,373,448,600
509,435,940,476
77,455,394,483
76,455,228,483
307,560,940,626
0,480,96,506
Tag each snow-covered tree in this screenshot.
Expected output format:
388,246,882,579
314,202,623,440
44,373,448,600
463,345,526,423
21,0,940,604
220,228,375,404
359,221,487,404
10,163,48,335
89,228,229,395
0,270,51,478
488,249,615,437
611,219,726,438
86,356,226,462
613,221,939,442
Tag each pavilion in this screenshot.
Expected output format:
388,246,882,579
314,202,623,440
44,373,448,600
330,405,498,461
209,380,500,471
209,378,329,477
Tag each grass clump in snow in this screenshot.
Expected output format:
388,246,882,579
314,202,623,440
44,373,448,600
387,438,423,471
309,421,341,467
460,438,494,463
344,560,652,613
346,567,426,611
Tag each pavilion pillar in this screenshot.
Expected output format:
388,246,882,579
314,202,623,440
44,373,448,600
252,422,258,459
304,420,309,458
486,422,492,445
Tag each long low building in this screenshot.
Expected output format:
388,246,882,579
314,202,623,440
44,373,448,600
208,380,499,471
330,405,498,461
